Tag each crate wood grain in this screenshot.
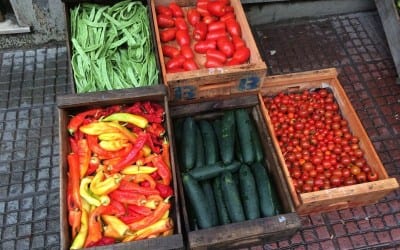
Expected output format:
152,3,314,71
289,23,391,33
169,95,301,249
151,0,267,103
57,86,184,250
375,0,400,81
259,68,400,215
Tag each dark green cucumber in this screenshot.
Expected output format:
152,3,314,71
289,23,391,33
239,164,260,220
220,110,236,164
195,125,205,168
251,162,276,217
223,160,241,173
173,118,184,154
188,162,224,181
181,117,197,171
182,173,214,229
249,118,264,162
201,180,219,226
235,109,255,164
199,120,219,165
212,118,222,150
212,177,231,225
221,171,245,223
234,133,244,162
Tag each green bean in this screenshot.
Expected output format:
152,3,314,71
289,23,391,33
70,0,159,93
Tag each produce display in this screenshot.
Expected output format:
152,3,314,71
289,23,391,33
155,0,251,72
262,88,380,193
65,102,174,248
174,108,281,230
70,0,159,93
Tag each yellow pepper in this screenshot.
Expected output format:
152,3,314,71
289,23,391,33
80,177,110,207
99,139,129,151
123,218,174,242
102,214,130,238
98,132,128,141
102,112,148,129
121,165,158,175
79,121,119,135
90,170,122,196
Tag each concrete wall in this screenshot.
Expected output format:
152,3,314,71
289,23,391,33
0,0,376,50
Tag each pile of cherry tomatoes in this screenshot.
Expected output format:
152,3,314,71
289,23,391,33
263,88,379,193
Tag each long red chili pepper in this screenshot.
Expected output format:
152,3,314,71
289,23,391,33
118,180,160,196
127,204,153,216
152,155,172,186
109,132,149,173
67,153,82,238
84,206,105,247
77,139,91,178
108,189,147,206
128,198,171,231
67,108,102,135
161,137,171,168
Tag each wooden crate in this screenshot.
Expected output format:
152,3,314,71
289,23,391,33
62,0,163,94
375,0,400,81
57,85,184,250
169,95,301,249
259,68,400,215
151,0,267,104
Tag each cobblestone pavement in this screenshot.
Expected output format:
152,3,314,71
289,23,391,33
0,11,400,250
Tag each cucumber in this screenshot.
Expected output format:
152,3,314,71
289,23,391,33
220,110,236,164
212,177,231,225
221,171,245,223
195,125,205,168
201,180,219,226
234,133,244,163
235,109,255,164
249,118,264,162
223,160,241,173
212,118,222,149
188,162,224,181
251,162,276,217
199,120,219,165
182,173,214,229
239,164,260,220
181,117,197,171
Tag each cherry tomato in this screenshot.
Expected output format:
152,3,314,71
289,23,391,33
350,165,361,176
356,172,367,183
187,8,201,26
220,12,235,22
202,15,217,24
330,176,342,187
160,28,176,43
205,57,224,68
367,171,379,182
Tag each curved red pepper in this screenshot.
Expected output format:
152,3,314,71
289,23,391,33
156,183,174,198
128,198,171,231
67,108,102,135
109,132,149,173
118,180,160,196
109,189,147,206
152,155,171,186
